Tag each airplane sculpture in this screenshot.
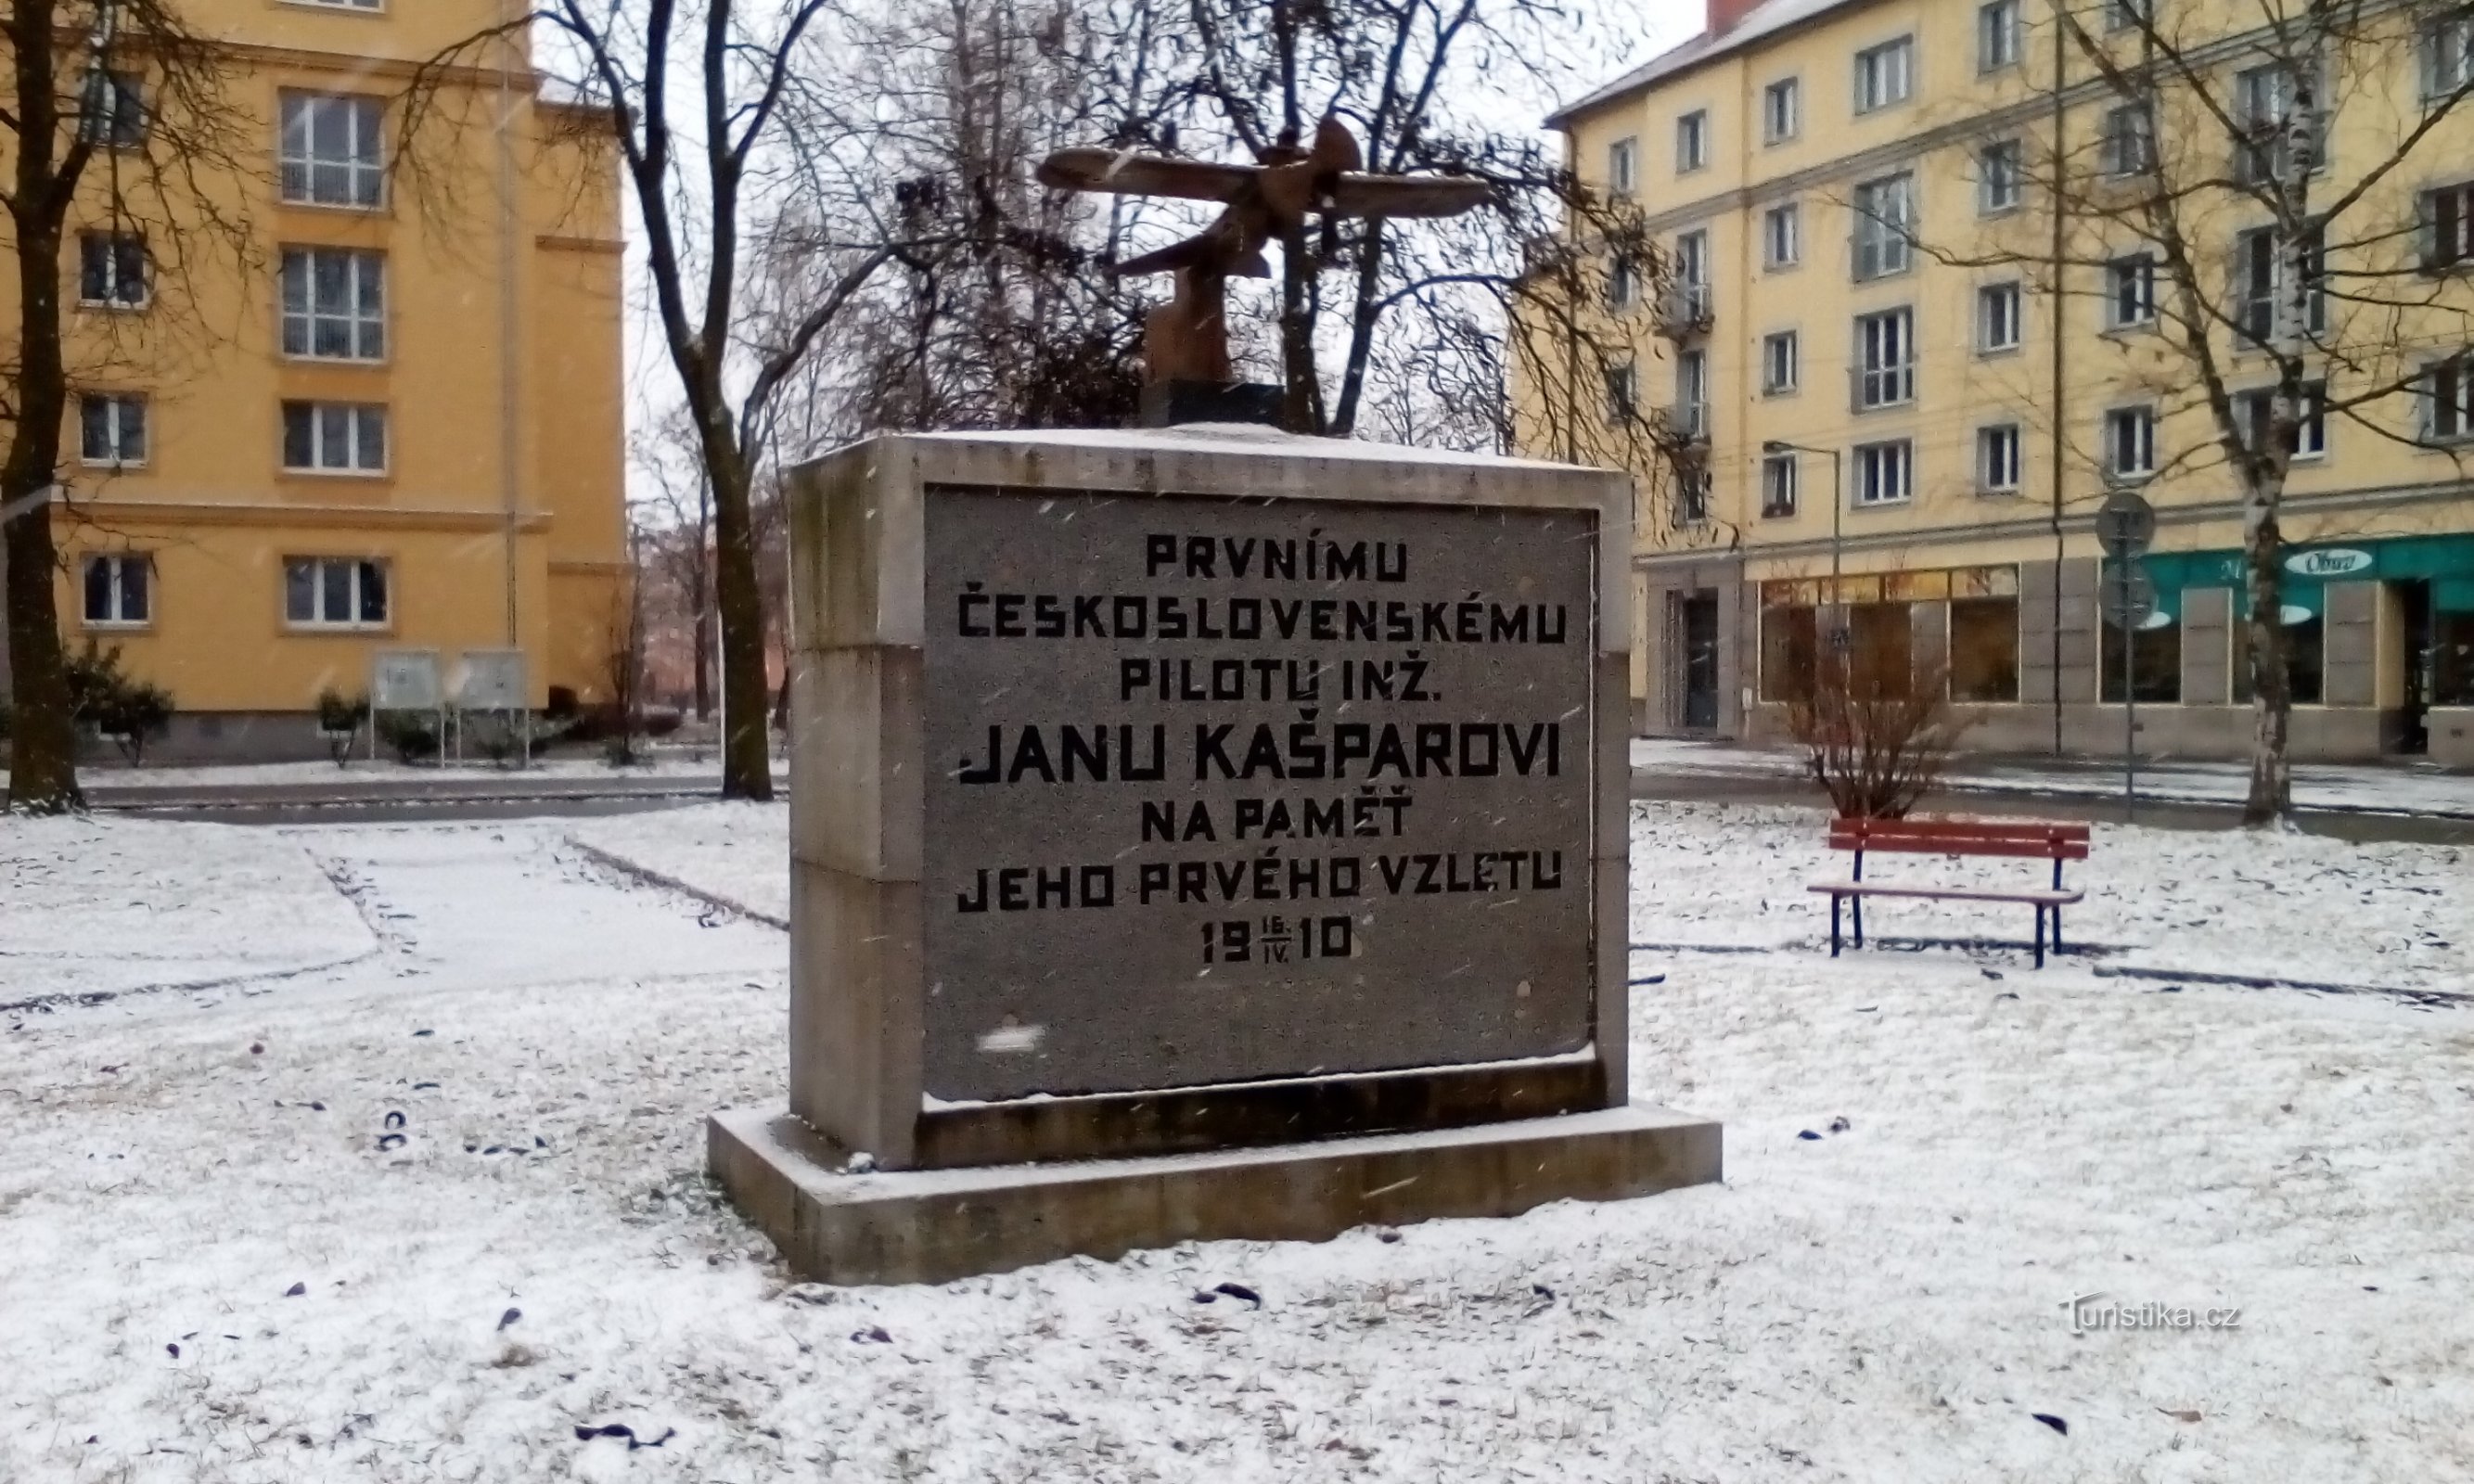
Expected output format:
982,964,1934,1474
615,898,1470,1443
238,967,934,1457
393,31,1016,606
1036,117,1491,394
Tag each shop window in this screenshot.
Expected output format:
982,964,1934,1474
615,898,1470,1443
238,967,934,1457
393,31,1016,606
2434,610,2474,706
1761,605,1817,702
1850,601,1914,691
2232,607,2324,705
1949,596,2019,701
2101,615,2182,702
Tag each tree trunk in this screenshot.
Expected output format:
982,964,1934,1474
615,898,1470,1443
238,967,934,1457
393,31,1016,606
1277,218,1321,433
706,433,775,801
4,5,81,812
2239,489,2291,825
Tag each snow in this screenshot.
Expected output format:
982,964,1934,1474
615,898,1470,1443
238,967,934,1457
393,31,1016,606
1634,736,2474,819
0,815,373,1006
4,803,2471,1480
34,748,767,793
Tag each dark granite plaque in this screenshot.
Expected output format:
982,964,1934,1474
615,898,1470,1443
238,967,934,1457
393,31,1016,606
921,486,1596,1100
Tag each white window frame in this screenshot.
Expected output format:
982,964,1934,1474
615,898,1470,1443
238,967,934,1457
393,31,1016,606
1761,453,1800,518
2106,0,2154,34
1854,306,1915,409
1763,78,1801,144
1604,361,1636,425
1762,330,1800,395
2426,9,2474,103
2237,382,2327,459
1978,138,2022,214
1673,467,1713,527
1977,422,2022,493
1763,201,1801,269
283,401,389,475
1979,0,2022,71
83,554,153,628
2234,63,2324,184
79,392,147,468
1853,36,1915,115
1608,136,1638,198
284,556,391,630
1675,109,1708,173
1609,253,1639,310
2234,224,2326,343
2105,253,2157,329
1977,280,2022,353
2105,404,2158,479
1852,172,1914,280
279,246,387,361
2099,101,2155,177
280,93,387,209
2422,181,2474,270
78,231,148,308
1853,439,1914,505
1673,350,1709,437
79,69,145,148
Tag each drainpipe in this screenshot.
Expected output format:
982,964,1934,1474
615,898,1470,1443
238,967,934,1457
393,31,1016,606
496,1,522,652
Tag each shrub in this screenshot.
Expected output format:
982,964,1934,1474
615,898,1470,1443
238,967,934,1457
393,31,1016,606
376,710,441,764
315,688,371,767
64,642,176,766
1783,633,1973,820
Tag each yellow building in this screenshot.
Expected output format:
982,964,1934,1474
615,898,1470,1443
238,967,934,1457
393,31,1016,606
7,0,626,760
1539,0,2474,766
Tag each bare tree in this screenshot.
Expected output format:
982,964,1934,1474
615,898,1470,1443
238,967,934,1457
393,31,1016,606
426,1,918,800
1912,0,2474,824
635,407,713,718
3,0,252,812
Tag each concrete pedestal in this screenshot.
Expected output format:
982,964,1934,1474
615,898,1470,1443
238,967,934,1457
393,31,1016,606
711,1105,1723,1287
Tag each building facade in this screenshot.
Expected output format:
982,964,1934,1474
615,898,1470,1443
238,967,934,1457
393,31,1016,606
1,0,627,761
1540,0,2474,766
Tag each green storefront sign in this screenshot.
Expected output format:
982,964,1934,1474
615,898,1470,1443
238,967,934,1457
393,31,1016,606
2109,532,2474,621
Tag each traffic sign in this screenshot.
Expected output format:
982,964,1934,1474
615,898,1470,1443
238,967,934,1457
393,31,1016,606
2100,563,2159,630
2096,489,2157,558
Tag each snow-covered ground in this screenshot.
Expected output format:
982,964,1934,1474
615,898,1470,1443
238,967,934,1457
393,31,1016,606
1634,736,2474,817
5,804,2471,1481
31,748,769,792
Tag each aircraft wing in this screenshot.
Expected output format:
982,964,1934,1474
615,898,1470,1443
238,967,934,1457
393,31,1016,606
1325,173,1492,218
1036,148,1259,203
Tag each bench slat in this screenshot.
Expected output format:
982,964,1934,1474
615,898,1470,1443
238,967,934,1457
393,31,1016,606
1808,883,2083,905
1827,835,2091,862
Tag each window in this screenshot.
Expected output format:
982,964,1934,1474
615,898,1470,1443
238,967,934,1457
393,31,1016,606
1673,350,1708,436
279,247,386,359
1671,229,1711,323
1979,0,2021,70
78,70,145,147
1950,595,2020,700
2099,101,2155,176
1978,423,2022,492
1604,361,1636,425
280,94,386,208
1761,605,1818,702
1978,280,2022,352
2422,353,2474,441
1760,454,1800,518
1854,440,1913,505
1609,254,1639,309
1674,466,1712,526
299,0,384,8
79,393,147,467
2234,225,2325,342
2421,182,2474,270
2233,604,2324,705
1608,136,1637,197
2105,253,2157,328
2102,608,2182,703
2432,609,2474,706
2427,9,2474,101
78,232,147,307
2105,0,2153,34
84,554,152,626
1852,172,1914,279
284,557,389,628
1978,138,2022,213
1762,330,1800,395
1675,109,1708,173
2105,404,2156,478
285,402,388,473
2237,382,2327,458
2235,64,2322,183
1850,602,1915,688
1854,37,1915,113
1763,201,1801,268
1763,78,1800,144
1854,307,1914,408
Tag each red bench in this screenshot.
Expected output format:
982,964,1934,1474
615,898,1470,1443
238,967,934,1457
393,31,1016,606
1809,817,2090,968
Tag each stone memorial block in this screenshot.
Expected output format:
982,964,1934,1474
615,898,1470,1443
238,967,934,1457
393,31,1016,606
713,424,1721,1286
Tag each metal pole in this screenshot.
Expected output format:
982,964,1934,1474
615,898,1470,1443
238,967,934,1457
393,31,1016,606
2120,562,2135,823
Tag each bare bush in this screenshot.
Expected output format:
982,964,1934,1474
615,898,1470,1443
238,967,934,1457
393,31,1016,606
1783,643,1974,821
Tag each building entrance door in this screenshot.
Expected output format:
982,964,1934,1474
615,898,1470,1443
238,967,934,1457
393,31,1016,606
2399,580,2433,754
1680,593,1720,730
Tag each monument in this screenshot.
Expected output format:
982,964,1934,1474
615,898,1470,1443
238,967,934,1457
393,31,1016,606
708,123,1720,1286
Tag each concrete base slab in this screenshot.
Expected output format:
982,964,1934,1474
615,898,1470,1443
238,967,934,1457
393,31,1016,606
710,1104,1723,1286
